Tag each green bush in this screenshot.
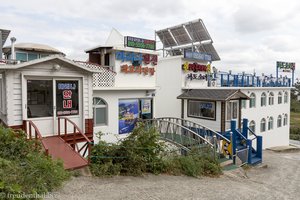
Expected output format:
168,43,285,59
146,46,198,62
290,127,300,140
0,126,69,198
90,123,222,177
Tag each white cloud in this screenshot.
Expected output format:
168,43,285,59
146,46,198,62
1,0,300,78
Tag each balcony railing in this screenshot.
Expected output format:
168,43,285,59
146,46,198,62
74,61,116,87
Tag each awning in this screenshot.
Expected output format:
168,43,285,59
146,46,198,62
177,89,249,101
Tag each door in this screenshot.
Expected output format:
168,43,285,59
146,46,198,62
24,78,82,137
26,79,55,136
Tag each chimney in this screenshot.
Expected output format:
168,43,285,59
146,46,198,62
10,37,16,60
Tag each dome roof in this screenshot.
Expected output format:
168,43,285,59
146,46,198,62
3,42,64,55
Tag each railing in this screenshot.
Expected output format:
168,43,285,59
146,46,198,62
57,116,92,163
23,120,49,155
74,61,116,88
142,118,219,155
157,117,230,143
214,72,291,87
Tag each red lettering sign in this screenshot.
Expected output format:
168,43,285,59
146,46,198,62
63,90,72,99
63,100,72,109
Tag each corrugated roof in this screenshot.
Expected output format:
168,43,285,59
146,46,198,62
177,89,249,101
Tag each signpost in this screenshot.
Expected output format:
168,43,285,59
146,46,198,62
276,61,296,85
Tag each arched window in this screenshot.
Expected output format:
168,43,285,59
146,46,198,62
278,92,282,104
93,97,108,126
284,91,288,103
283,114,288,126
268,117,273,130
261,92,266,107
249,120,256,135
250,93,256,108
260,118,266,132
277,115,282,128
269,92,274,105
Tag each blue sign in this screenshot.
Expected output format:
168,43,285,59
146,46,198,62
184,50,212,62
116,51,143,64
118,99,139,134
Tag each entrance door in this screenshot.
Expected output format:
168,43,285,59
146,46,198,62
26,79,54,136
24,78,82,137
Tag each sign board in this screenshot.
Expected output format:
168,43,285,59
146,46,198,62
119,99,139,134
125,36,156,50
184,50,212,62
277,61,295,72
56,80,79,116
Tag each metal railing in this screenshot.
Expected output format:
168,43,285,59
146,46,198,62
23,120,49,155
57,116,92,163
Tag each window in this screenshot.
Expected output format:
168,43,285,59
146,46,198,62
284,92,288,103
269,92,274,105
260,118,266,132
268,117,273,130
28,53,38,61
241,100,247,109
16,52,27,62
249,93,256,108
277,115,282,128
249,120,256,134
56,81,79,116
278,92,282,104
227,101,238,120
261,92,266,107
283,114,288,126
93,97,107,126
188,100,216,120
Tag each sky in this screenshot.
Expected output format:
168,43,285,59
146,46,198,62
1,0,300,79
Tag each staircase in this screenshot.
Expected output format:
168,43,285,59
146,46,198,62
24,117,93,170
224,119,263,165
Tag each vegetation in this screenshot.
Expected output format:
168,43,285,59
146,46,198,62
0,126,70,199
90,123,221,178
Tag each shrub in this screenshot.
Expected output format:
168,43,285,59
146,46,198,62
0,126,70,198
90,123,222,178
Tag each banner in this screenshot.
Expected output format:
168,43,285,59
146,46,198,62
119,99,139,134
141,99,151,114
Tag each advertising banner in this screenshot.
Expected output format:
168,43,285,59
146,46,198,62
119,99,139,134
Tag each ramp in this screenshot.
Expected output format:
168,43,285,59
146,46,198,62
42,136,88,170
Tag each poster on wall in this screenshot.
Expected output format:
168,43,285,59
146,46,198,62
141,99,151,114
119,99,139,134
56,80,79,116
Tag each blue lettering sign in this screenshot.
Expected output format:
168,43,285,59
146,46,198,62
184,50,212,62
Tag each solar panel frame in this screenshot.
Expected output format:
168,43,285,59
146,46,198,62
0,29,11,46
156,29,177,48
169,25,191,45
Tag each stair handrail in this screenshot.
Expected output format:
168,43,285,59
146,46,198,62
235,129,247,141
57,116,92,163
247,127,258,138
141,118,214,147
157,117,230,143
24,120,49,155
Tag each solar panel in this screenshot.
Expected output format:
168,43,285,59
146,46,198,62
185,20,211,42
156,29,177,48
169,25,191,45
0,29,11,46
155,19,220,61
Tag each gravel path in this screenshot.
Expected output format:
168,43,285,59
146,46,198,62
49,150,300,200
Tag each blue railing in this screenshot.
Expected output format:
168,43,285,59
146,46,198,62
214,72,291,87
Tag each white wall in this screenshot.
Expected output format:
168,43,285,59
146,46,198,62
241,88,290,149
155,56,182,118
93,90,154,144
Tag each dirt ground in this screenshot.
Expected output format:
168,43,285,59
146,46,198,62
49,150,300,200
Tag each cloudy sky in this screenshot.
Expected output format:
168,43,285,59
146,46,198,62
1,0,299,78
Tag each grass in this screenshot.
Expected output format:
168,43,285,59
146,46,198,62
290,112,300,129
